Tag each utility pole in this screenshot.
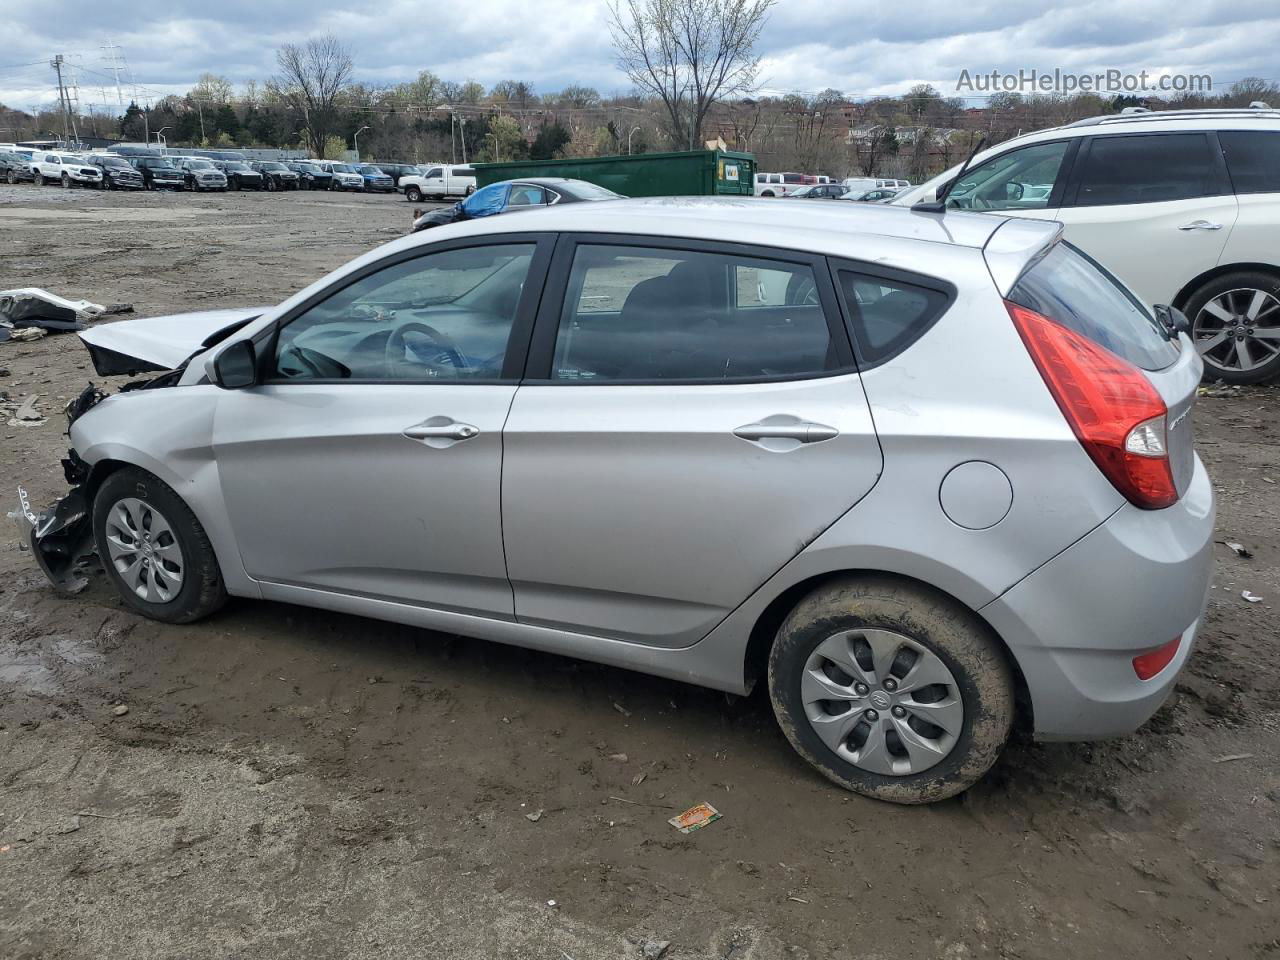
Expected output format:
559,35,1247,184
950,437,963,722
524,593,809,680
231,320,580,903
50,55,78,144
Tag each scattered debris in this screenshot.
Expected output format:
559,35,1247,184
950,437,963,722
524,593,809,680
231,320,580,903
112,705,129,717
10,394,44,425
1241,591,1264,603
1220,541,1253,559
640,939,672,959
787,897,810,904
608,752,629,763
668,802,721,834
0,287,109,333
1213,753,1254,763
1264,477,1276,485
547,899,558,909
612,701,632,717
0,845,9,853
632,771,648,786
54,816,82,835
525,809,543,822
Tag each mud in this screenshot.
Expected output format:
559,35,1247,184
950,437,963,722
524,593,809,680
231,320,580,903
1,185,1278,959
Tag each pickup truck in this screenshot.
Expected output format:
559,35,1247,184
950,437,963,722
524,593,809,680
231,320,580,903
399,164,476,202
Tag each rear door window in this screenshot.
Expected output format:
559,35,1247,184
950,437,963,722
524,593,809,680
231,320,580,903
1008,242,1179,370
548,244,845,382
1220,131,1280,194
1071,133,1224,206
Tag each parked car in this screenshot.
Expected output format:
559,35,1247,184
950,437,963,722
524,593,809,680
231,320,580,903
842,177,912,195
314,162,365,191
754,172,787,197
84,153,144,190
0,149,36,184
16,198,1213,804
410,177,622,231
172,157,228,192
370,162,421,187
399,164,476,201
30,151,104,188
354,164,396,192
212,160,264,191
893,106,1280,382
250,161,300,191
285,162,334,190
787,183,849,199
841,187,901,203
130,156,186,190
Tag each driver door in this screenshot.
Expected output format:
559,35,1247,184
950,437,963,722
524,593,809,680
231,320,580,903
213,236,551,617
945,139,1076,222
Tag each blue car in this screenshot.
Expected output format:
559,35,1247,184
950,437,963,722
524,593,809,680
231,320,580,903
410,177,621,232
355,164,395,192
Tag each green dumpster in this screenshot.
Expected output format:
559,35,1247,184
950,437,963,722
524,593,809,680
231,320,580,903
470,149,755,197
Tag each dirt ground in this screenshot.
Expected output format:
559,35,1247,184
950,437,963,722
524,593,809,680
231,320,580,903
1,185,1277,960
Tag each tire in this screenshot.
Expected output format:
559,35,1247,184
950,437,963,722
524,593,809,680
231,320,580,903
405,185,422,203
1184,270,1280,384
762,190,775,197
768,576,1014,804
92,467,228,624
5,169,15,185
61,173,71,189
266,177,277,192
464,184,475,196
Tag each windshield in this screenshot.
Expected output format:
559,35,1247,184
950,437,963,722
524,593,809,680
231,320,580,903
186,160,213,169
62,155,87,164
261,162,287,171
226,162,251,171
564,181,621,201
329,163,354,173
359,166,386,175
150,160,178,169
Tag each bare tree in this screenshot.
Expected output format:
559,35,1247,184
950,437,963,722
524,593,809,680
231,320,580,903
609,0,774,150
273,34,354,156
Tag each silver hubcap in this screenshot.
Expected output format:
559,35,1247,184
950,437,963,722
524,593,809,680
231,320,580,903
104,497,185,603
802,629,964,776
1194,287,1280,373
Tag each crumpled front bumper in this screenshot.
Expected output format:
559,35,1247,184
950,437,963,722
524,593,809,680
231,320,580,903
11,485,96,593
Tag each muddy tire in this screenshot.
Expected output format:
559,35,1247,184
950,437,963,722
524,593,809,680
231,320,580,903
768,575,1014,804
93,467,228,624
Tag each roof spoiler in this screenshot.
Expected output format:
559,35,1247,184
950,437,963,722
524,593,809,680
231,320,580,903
983,218,1064,295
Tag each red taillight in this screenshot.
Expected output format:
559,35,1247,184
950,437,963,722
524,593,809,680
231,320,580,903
1006,301,1177,510
1133,636,1181,680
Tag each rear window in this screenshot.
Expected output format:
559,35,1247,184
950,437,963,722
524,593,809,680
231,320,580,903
1008,243,1179,371
837,270,954,365
1220,131,1280,194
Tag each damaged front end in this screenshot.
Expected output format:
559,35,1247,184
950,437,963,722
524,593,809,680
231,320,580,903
12,480,96,594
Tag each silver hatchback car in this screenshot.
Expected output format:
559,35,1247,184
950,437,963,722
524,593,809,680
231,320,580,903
17,199,1214,803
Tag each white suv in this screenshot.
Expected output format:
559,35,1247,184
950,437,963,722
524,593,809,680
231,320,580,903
31,151,104,188
895,108,1280,383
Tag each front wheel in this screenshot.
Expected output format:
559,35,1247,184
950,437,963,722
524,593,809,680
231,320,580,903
768,576,1014,804
5,169,16,185
405,185,422,203
1186,271,1280,384
93,467,228,624
61,173,71,189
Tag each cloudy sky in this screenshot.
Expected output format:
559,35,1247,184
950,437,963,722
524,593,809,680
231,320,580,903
3,0,1278,113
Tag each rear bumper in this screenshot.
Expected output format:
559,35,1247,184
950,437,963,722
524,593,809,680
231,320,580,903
980,453,1215,741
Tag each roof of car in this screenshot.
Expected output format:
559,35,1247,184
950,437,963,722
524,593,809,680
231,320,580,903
427,195,1026,251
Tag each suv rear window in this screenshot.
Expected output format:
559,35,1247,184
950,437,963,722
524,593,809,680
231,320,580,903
1220,131,1280,194
1008,242,1179,371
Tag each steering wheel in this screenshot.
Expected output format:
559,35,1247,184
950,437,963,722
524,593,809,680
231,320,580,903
384,322,467,378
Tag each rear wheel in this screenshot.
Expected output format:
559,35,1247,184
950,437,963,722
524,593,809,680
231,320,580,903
768,576,1014,803
1186,271,1280,384
93,467,227,624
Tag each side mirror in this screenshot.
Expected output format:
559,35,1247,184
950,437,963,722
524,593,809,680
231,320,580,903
210,340,257,389
1154,304,1191,337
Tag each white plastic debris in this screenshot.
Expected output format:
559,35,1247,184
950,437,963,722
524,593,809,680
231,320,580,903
1241,591,1263,603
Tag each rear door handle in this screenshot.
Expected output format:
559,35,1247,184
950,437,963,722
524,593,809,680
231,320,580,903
733,419,839,444
403,417,479,447
1178,220,1223,231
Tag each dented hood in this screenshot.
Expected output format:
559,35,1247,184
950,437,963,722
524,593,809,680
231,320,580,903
78,307,268,375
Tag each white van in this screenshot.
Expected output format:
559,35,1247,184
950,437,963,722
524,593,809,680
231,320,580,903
893,106,1280,383
400,164,477,201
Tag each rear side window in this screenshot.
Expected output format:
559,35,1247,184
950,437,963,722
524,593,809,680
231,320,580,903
1008,243,1179,370
836,271,953,364
550,244,843,382
1220,131,1280,194
1072,133,1222,206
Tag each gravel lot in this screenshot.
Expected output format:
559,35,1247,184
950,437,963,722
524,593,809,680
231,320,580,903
1,185,1278,959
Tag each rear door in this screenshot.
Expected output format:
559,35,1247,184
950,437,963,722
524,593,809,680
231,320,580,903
1054,132,1238,308
1218,129,1280,275
501,236,883,647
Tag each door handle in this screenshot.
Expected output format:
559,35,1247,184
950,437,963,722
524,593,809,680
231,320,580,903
1178,220,1223,231
403,417,479,447
733,419,839,444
